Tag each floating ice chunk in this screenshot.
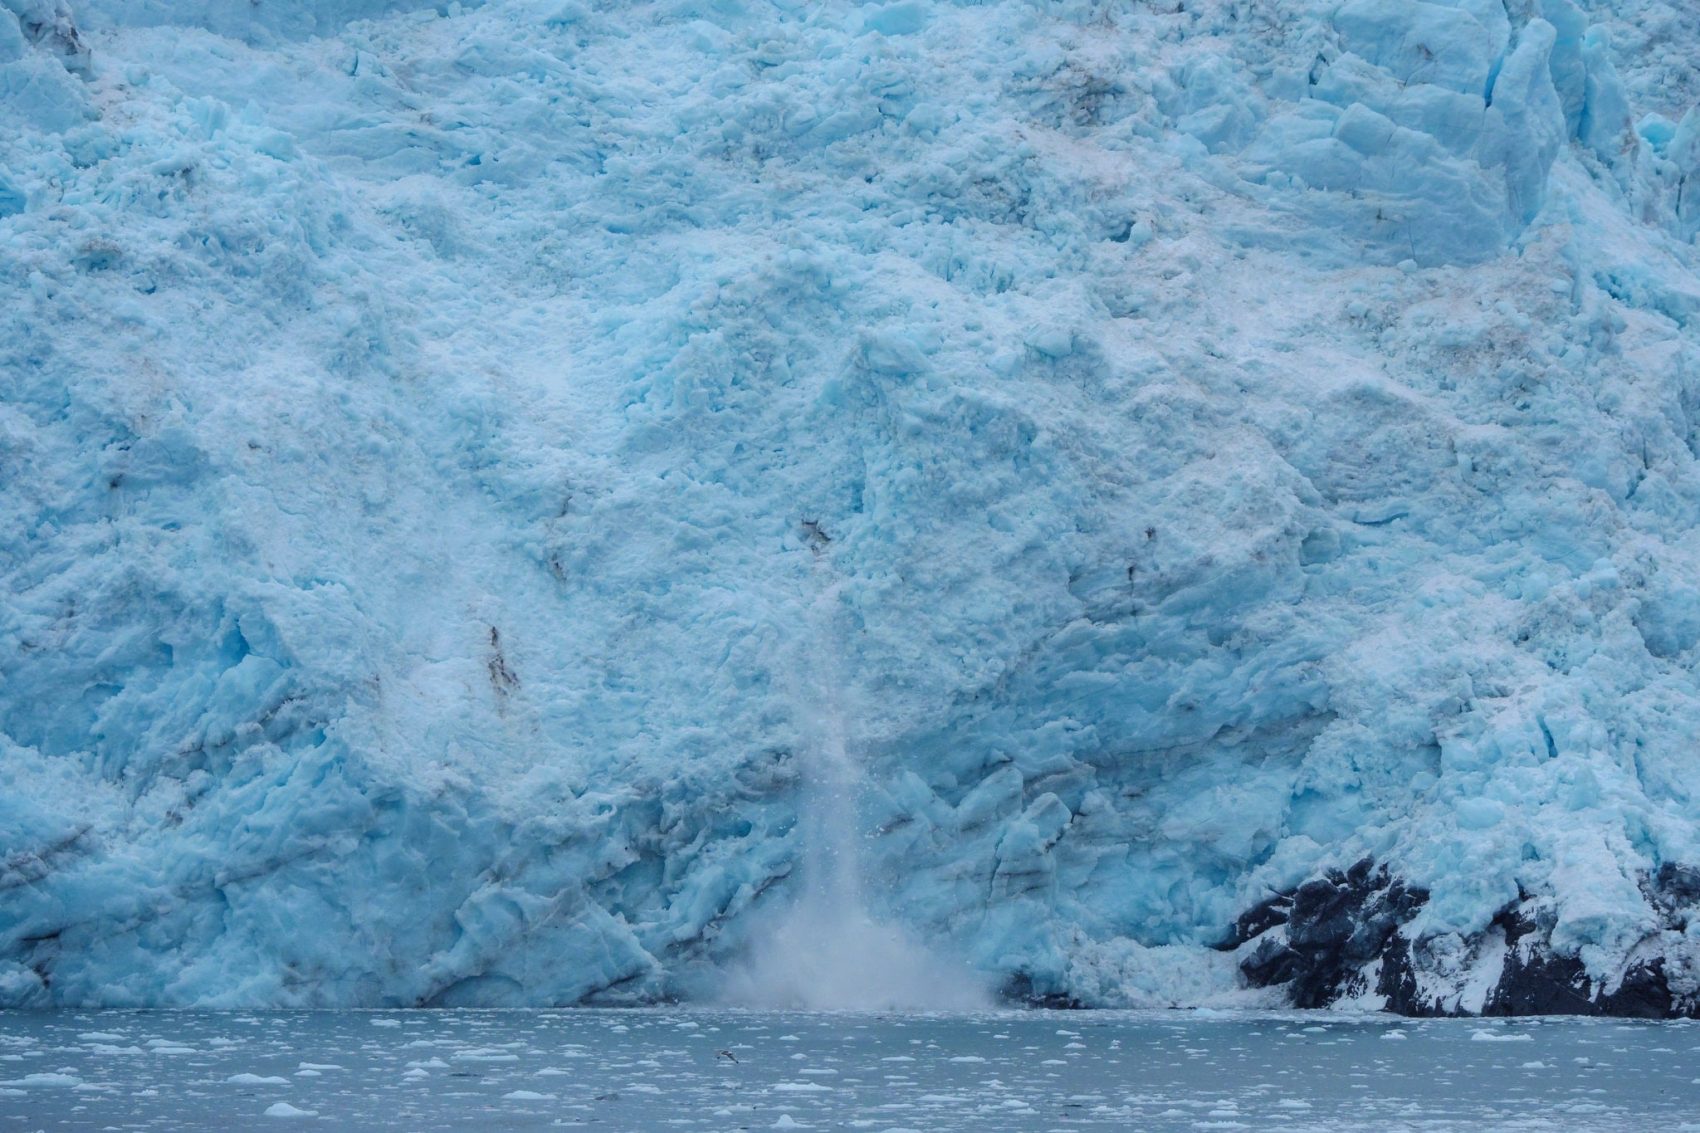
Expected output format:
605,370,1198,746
452,1049,519,1062
1471,1030,1534,1042
5,1072,80,1088
227,1073,289,1084
263,1102,316,1118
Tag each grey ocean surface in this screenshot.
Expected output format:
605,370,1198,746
4,1010,1699,1132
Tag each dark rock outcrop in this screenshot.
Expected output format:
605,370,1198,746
1231,859,1700,1018
1228,858,1426,1009
1481,903,1683,1019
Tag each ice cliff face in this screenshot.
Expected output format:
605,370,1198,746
2,0,1699,1014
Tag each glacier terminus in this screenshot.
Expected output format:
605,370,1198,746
3,0,1700,1017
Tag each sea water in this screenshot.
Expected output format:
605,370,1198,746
2,1009,1697,1131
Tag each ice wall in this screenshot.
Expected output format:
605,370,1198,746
70,0,464,43
2,0,1699,1012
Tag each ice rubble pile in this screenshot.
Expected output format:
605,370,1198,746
2,0,1700,1013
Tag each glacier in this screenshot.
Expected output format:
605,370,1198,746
2,0,1699,1015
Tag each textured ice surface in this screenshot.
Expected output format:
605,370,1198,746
2,0,1700,1009
3,1009,1700,1132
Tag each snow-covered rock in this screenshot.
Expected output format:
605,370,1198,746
1,0,1698,1014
